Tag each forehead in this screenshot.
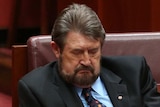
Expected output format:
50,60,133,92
65,31,101,48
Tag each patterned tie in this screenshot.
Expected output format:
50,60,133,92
82,88,106,107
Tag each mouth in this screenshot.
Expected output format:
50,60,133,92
77,70,92,74
75,65,94,74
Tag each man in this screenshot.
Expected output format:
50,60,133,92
18,3,160,107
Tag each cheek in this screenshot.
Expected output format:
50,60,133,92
92,55,101,71
94,60,101,70
61,55,79,73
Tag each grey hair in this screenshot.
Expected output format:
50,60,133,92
51,3,106,50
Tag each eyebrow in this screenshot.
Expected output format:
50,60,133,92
71,47,99,52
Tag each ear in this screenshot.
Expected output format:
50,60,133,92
51,41,60,58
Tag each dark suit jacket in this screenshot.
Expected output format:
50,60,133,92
18,56,160,107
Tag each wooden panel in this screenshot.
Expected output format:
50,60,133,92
151,0,160,31
40,0,57,34
0,0,13,28
56,0,151,33
97,0,151,32
3,0,160,34
57,0,98,13
157,84,160,93
12,45,27,107
0,48,12,94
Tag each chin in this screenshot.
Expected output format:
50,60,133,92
73,84,91,88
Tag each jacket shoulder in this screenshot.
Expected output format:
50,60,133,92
101,56,149,81
101,55,146,68
20,62,57,85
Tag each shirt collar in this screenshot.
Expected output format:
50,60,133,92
92,77,106,96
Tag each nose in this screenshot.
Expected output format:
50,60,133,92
80,51,91,66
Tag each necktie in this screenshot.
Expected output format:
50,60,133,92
82,88,106,107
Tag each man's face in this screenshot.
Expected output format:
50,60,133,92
52,31,102,88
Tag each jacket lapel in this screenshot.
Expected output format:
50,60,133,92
100,67,131,107
57,84,84,107
52,64,84,107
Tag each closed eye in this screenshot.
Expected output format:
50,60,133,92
71,49,83,55
88,48,99,54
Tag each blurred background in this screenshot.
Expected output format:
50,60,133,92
1,0,160,47
0,0,160,107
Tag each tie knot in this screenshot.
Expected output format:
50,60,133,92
82,88,92,96
82,87,92,94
